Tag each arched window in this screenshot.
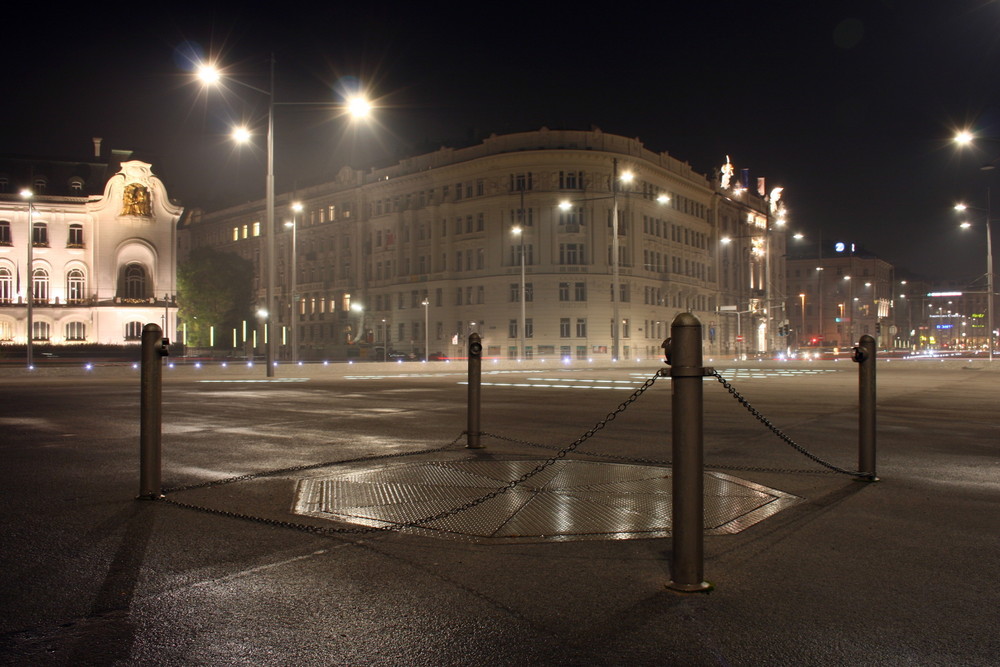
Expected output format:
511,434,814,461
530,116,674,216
32,268,49,303
0,221,10,246
31,321,50,341
32,222,48,247
123,264,147,300
65,322,86,341
0,267,11,304
67,224,84,248
0,321,12,341
125,321,143,340
66,269,86,304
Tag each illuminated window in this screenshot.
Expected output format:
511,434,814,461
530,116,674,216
66,269,86,303
68,224,84,247
0,221,11,245
32,222,48,247
125,321,143,340
252,222,260,237
0,267,12,303
32,268,49,302
65,322,86,341
0,321,11,341
32,321,50,341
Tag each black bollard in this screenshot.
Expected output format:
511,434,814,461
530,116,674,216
666,313,713,593
139,323,168,499
854,334,878,480
466,333,483,449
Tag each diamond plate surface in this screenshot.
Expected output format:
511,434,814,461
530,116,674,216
293,459,799,543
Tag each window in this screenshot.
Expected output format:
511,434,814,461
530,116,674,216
511,243,534,266
560,318,571,337
65,322,86,341
0,321,11,341
559,171,582,189
558,206,584,228
510,283,520,302
32,222,48,247
67,224,84,248
32,268,49,303
0,221,10,246
525,318,534,338
559,243,585,265
574,282,587,301
123,264,147,300
32,321,50,341
524,283,533,302
576,318,587,337
0,267,12,303
66,269,85,304
559,282,570,301
510,207,534,226
125,321,143,340
509,319,518,338
511,172,534,192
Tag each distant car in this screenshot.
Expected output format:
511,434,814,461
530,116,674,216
427,352,449,361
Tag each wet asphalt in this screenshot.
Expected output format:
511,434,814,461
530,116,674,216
0,357,998,666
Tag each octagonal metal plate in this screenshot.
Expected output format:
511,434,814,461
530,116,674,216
292,459,799,543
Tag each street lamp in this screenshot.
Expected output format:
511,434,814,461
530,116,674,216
283,201,303,362
350,302,365,348
511,225,526,360
558,159,669,361
799,293,806,345
955,201,995,361
421,298,430,361
20,189,34,369
196,60,372,376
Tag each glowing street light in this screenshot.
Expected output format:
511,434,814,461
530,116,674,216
195,58,373,376
20,189,34,369
954,201,994,361
511,225,526,360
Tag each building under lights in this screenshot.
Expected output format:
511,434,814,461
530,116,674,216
178,128,786,360
0,142,182,346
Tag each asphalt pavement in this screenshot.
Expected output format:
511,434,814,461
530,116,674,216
1,357,998,665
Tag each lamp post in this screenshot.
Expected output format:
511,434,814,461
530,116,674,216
511,225,526,360
955,201,995,361
20,189,33,369
422,298,430,361
196,60,372,376
799,293,806,344
284,201,302,362
558,160,669,362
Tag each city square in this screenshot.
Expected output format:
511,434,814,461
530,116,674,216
1,357,997,664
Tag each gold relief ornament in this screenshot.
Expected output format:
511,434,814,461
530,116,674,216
121,183,152,216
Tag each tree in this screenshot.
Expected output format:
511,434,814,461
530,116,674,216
177,248,254,348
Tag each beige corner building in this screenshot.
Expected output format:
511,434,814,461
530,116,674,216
179,128,785,361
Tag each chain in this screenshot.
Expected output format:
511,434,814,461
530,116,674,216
709,369,876,480
159,372,665,536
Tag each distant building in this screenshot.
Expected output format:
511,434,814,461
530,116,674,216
785,241,897,350
179,128,784,360
0,141,182,346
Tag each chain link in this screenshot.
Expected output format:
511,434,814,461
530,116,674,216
159,372,665,536
709,369,876,480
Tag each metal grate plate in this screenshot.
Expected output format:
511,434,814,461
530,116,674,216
293,459,799,543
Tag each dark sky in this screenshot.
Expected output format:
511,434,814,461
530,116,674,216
6,1,1000,281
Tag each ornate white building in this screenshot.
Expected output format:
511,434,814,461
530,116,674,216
180,128,783,360
0,147,182,347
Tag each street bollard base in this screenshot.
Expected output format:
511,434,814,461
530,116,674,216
666,580,714,594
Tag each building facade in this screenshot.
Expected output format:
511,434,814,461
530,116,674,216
785,242,897,351
179,129,784,361
0,147,182,347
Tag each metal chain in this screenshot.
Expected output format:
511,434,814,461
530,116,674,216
709,369,876,480
159,372,665,536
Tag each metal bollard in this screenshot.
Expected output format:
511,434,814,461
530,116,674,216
139,323,169,499
466,333,483,449
853,334,878,480
665,313,713,593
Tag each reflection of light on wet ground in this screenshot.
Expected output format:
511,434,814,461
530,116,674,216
292,459,799,543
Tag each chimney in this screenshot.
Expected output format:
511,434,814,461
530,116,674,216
92,137,103,158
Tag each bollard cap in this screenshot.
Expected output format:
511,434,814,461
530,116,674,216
671,312,701,329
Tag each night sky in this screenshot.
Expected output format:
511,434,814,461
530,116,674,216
5,1,1000,281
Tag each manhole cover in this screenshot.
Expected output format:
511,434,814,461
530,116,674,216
293,459,799,543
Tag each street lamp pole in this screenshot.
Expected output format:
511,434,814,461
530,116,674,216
21,190,33,369
611,159,621,362
422,298,430,360
285,201,302,362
